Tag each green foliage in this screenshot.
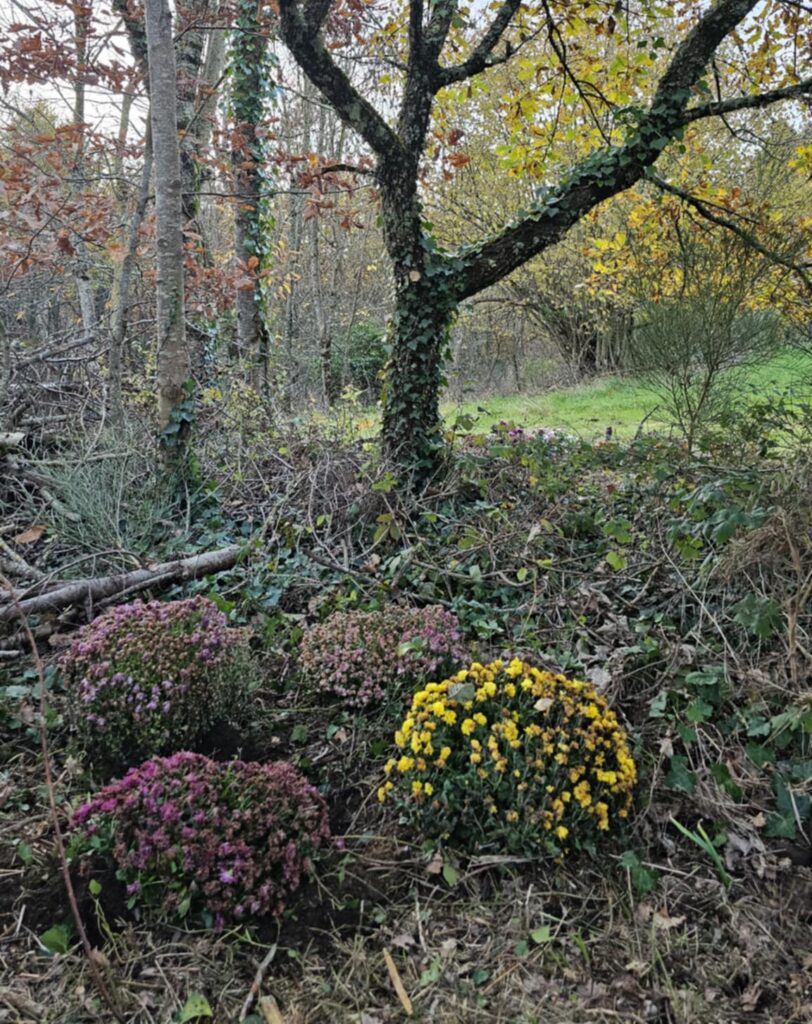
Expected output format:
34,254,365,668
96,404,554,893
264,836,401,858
332,320,387,399
619,850,658,895
732,594,783,639
671,819,732,889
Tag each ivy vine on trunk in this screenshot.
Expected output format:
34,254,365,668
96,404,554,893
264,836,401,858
276,0,811,480
230,0,277,391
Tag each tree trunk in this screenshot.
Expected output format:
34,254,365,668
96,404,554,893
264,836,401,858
108,124,154,422
231,0,274,392
282,177,303,408
381,278,453,471
144,0,189,430
378,150,454,475
71,1,96,338
175,0,213,233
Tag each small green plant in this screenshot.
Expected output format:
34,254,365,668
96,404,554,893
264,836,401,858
619,850,658,895
671,818,732,888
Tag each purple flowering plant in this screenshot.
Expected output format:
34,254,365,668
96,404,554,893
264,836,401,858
70,752,331,926
61,597,257,768
491,420,571,455
299,605,467,708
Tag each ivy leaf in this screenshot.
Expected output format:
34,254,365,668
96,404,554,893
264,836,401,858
665,755,696,793
530,924,551,944
764,813,796,839
685,697,714,723
39,924,70,955
178,993,213,1022
732,594,782,639
442,862,460,886
602,517,632,544
449,681,476,703
605,549,626,571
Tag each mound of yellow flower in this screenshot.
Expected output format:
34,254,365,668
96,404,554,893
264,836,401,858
379,659,636,856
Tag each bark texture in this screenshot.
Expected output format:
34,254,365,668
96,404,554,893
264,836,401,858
108,124,154,421
231,0,274,388
144,0,189,428
0,546,242,624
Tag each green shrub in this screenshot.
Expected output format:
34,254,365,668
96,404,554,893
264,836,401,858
629,298,780,452
332,320,387,399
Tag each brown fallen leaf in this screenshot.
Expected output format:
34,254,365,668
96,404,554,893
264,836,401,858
637,902,686,930
13,524,46,545
383,949,413,1017
653,910,686,930
259,994,285,1024
739,982,763,1012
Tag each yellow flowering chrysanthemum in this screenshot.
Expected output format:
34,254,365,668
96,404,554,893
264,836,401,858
379,659,636,856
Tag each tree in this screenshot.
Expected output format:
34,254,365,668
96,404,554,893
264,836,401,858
277,0,811,475
144,0,189,431
230,0,276,389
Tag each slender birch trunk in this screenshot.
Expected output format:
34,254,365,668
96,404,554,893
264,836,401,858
108,125,154,422
144,0,189,430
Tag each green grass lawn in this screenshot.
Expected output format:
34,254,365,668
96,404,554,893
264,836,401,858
442,348,812,439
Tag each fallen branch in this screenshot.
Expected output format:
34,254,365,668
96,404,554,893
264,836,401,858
238,943,278,1021
0,545,244,623
0,536,46,581
4,460,81,522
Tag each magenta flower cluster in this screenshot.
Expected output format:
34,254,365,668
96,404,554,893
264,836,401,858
61,597,255,768
71,752,331,926
299,605,467,707
494,421,567,446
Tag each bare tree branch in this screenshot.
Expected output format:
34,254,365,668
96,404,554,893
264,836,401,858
277,0,401,159
434,0,522,86
679,77,812,124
